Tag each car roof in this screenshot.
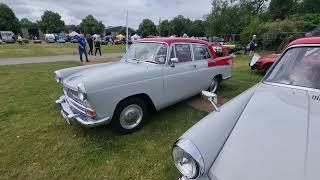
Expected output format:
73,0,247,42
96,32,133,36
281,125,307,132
287,36,320,47
137,38,210,46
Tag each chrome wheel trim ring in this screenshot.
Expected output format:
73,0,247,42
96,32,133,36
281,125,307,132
209,78,218,92
119,104,143,130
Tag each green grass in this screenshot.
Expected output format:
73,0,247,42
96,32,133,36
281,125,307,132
218,54,263,99
0,54,265,179
0,43,125,58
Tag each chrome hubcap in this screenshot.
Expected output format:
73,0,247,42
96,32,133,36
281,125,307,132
209,78,218,92
119,104,143,130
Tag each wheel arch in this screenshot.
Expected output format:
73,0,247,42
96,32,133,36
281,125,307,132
116,93,157,112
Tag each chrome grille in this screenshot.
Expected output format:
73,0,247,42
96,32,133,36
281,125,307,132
64,88,86,106
63,87,87,116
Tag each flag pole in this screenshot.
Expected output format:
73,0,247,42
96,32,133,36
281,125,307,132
126,10,129,51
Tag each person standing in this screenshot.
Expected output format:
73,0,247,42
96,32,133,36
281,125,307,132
17,34,23,45
249,35,257,56
75,35,89,62
86,35,94,55
94,38,101,56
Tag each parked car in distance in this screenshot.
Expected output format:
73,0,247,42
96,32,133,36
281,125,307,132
33,40,42,43
54,38,232,133
57,37,66,43
70,38,78,43
0,31,15,43
251,53,280,72
209,41,231,57
172,36,320,180
45,34,56,43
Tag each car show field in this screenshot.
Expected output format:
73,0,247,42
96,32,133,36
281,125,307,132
0,54,263,179
0,43,125,58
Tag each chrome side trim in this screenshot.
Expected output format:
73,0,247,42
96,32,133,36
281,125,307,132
223,75,232,80
263,82,320,93
175,138,205,178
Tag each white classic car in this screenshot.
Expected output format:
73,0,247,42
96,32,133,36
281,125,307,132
172,36,320,180
55,38,232,132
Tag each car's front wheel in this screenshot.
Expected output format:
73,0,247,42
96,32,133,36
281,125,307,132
112,97,148,133
209,77,219,93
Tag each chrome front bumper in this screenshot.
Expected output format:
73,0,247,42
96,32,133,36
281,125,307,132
55,96,111,127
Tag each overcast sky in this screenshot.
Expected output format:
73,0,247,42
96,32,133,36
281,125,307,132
3,0,212,29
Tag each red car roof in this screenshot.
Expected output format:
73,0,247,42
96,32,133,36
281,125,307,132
137,38,210,46
287,36,320,48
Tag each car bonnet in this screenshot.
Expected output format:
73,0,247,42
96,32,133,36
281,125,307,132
209,83,320,180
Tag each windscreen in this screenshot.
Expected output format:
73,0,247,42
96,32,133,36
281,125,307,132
264,47,320,90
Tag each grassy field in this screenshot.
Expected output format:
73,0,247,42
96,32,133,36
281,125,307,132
0,43,125,58
0,54,264,179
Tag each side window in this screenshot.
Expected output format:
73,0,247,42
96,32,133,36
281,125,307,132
155,44,167,64
193,44,212,60
174,44,192,62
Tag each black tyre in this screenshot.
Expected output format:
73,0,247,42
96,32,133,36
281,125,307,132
209,77,219,93
111,97,148,133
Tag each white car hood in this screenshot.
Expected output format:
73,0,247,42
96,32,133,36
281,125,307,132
62,61,158,91
210,83,320,180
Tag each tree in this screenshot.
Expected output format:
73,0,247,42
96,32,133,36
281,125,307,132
269,0,299,20
80,15,105,35
303,0,320,13
20,18,33,29
206,2,243,36
158,20,172,37
137,19,157,37
171,15,192,36
37,10,65,33
0,3,20,33
189,20,205,37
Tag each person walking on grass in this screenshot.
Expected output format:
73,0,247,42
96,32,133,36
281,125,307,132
94,38,102,56
75,34,89,62
86,34,94,55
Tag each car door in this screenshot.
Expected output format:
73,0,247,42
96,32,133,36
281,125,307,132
192,43,214,91
163,43,197,105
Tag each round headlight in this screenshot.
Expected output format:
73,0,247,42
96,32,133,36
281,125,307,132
77,83,87,101
172,139,204,179
173,146,199,178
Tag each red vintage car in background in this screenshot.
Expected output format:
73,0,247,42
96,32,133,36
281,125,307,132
251,36,320,72
209,41,231,57
251,53,280,72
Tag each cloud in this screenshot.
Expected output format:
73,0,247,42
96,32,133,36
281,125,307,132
3,0,212,29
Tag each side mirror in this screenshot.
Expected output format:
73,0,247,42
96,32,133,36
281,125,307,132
170,57,179,67
201,90,219,112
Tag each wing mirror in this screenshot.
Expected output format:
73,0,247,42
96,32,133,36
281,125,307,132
201,90,219,112
170,58,179,67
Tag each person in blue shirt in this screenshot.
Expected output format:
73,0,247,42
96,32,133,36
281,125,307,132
75,34,89,62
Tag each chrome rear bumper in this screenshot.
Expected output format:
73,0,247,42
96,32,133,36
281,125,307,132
56,96,111,127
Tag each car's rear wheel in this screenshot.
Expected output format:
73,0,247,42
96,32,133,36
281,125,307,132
112,97,148,133
209,77,219,93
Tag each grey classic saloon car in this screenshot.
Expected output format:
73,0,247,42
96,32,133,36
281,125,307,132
172,36,320,180
55,38,232,132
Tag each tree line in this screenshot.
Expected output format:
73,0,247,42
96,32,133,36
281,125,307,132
206,0,320,48
137,16,206,38
137,0,319,48
0,3,105,35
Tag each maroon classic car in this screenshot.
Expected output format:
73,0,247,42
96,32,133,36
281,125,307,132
251,36,320,72
251,53,280,71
